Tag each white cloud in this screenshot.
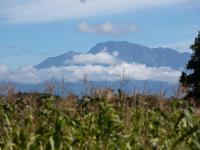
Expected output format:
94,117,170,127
66,50,119,65
0,64,10,79
64,63,181,83
0,62,181,84
77,22,138,35
0,0,194,23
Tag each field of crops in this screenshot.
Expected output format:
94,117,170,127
0,92,200,150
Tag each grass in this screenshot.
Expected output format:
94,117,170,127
0,91,200,150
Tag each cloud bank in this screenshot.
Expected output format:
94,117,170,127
0,51,181,84
0,0,194,23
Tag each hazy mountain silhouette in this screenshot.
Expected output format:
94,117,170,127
35,41,190,70
35,51,79,69
89,41,190,69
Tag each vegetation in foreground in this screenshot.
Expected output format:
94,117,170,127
0,91,200,150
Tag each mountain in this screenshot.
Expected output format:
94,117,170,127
16,41,192,96
35,51,79,69
35,41,190,70
89,41,190,69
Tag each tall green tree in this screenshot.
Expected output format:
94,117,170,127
180,31,200,101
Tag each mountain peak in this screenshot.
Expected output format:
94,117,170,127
35,41,191,70
35,50,79,69
96,41,144,46
89,41,149,54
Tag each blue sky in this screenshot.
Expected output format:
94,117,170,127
0,0,200,69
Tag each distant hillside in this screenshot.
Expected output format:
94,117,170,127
35,51,79,69
35,41,190,70
89,41,190,69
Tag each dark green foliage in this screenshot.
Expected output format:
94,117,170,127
0,93,200,149
180,31,200,102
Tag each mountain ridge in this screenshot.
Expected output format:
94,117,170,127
35,41,191,69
